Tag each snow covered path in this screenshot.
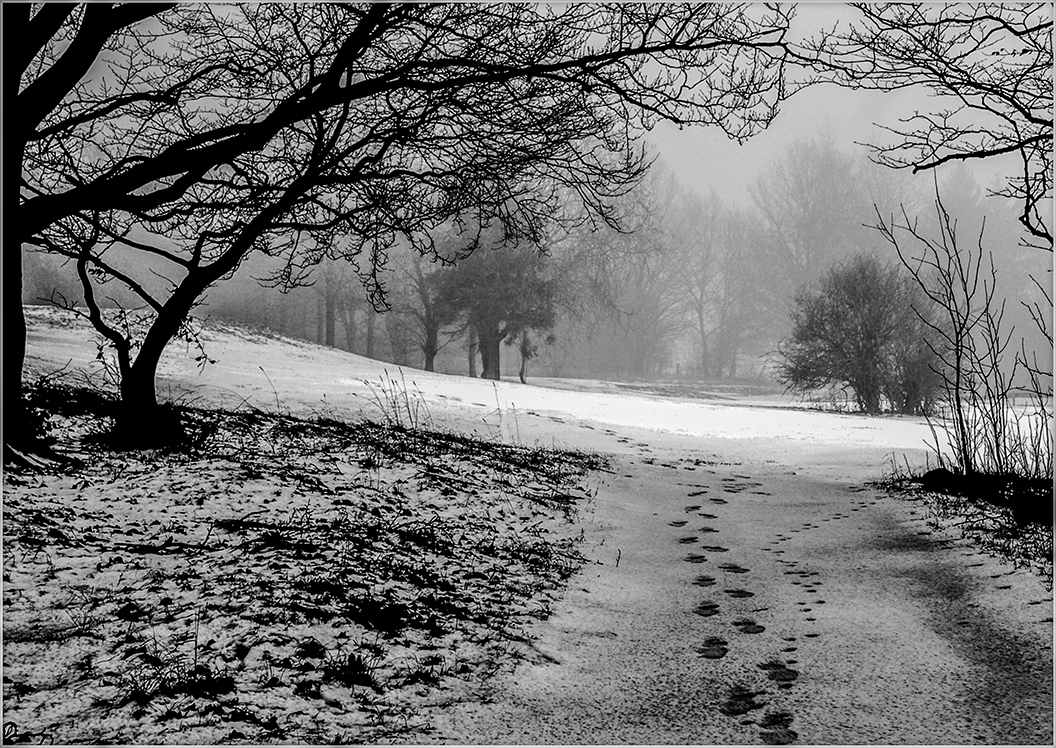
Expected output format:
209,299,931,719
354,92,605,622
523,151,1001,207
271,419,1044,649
428,437,1053,744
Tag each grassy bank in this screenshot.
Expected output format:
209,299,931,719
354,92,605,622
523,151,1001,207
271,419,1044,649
3,382,604,744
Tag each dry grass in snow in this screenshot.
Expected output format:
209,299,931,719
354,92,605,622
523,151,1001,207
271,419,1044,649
3,382,604,744
876,475,1053,588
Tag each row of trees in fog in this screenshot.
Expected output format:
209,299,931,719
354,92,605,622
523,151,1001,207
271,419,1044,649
78,138,1037,395
20,135,1050,400
10,3,1052,459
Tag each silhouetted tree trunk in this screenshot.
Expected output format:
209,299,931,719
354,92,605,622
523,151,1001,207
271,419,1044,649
467,327,478,377
300,296,310,340
697,323,709,380
408,253,443,371
423,325,439,372
5,1,35,444
4,128,26,445
4,5,27,436
517,330,535,384
5,2,170,453
112,273,213,445
478,325,502,380
340,305,357,353
385,313,410,366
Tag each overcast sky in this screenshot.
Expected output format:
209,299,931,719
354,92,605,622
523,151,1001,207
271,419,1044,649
646,84,907,206
645,3,1010,209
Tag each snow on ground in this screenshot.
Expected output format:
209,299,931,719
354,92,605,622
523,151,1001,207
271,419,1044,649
11,305,1054,745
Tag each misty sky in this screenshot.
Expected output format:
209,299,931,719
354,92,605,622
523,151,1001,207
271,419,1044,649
646,3,1012,207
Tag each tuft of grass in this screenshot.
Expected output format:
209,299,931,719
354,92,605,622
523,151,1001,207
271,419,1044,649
361,368,432,432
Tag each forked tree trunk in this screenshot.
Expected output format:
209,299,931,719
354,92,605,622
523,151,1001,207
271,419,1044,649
423,325,438,372
112,285,205,447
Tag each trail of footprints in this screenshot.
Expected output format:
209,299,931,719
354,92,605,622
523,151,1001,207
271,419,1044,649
673,478,801,745
667,469,1046,744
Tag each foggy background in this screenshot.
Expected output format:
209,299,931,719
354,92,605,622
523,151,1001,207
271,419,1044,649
19,3,1050,394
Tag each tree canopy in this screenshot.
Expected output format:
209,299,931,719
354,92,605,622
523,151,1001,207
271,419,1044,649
434,240,559,382
10,2,801,446
801,3,1053,249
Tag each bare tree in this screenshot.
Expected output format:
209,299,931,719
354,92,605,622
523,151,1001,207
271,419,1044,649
6,2,172,451
802,3,1053,250
749,137,873,325
709,211,767,379
16,3,802,447
671,190,722,378
875,193,1052,480
777,253,941,415
578,170,690,379
619,243,689,379
388,230,468,373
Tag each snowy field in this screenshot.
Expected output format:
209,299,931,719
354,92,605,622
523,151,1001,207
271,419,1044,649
22,306,942,475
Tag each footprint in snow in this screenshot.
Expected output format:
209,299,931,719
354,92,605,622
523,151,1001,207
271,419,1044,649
732,618,765,634
719,563,750,574
759,710,799,745
758,659,799,686
724,589,755,598
719,685,767,716
697,636,729,659
693,601,721,617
